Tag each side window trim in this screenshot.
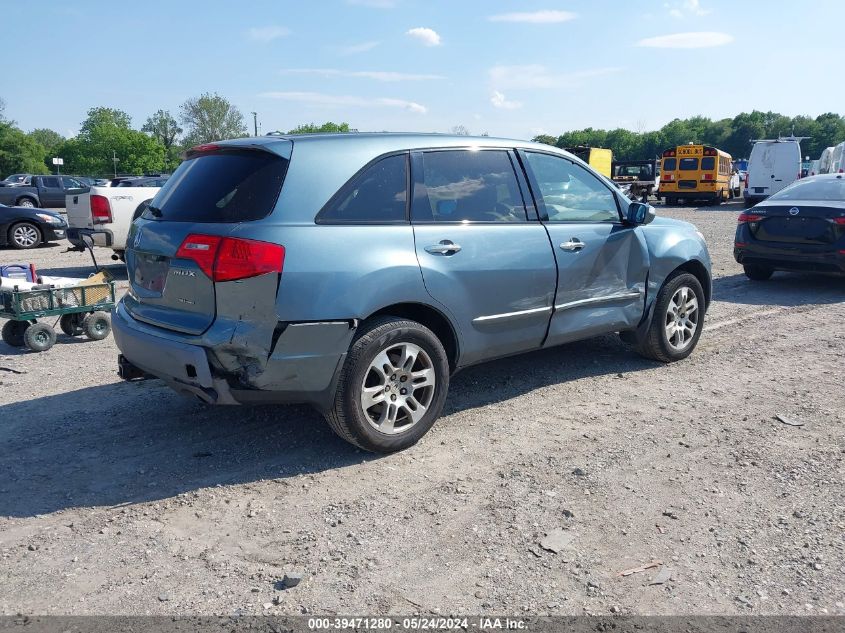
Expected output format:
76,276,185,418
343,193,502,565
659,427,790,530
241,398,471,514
519,149,624,224
315,151,411,225
410,147,528,224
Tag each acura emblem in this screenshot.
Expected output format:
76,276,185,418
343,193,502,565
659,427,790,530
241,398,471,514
788,207,800,216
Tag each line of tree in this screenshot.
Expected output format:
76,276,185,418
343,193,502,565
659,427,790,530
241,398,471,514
533,111,845,162
0,91,358,179
0,92,256,178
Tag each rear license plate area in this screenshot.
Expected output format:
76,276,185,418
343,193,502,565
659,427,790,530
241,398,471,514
133,254,169,294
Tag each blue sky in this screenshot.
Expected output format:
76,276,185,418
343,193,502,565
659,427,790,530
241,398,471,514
4,0,844,140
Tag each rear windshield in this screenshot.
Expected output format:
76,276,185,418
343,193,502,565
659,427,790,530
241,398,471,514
769,177,845,201
662,158,677,171
679,158,699,171
146,150,288,222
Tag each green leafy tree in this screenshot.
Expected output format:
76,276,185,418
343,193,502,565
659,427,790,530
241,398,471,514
0,122,50,177
57,107,165,176
28,128,65,170
286,121,351,134
531,134,557,146
142,110,182,170
180,93,247,146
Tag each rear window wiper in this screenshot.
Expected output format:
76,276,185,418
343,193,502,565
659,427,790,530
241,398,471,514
147,205,163,217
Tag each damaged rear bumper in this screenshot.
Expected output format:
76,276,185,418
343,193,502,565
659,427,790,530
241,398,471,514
112,302,355,410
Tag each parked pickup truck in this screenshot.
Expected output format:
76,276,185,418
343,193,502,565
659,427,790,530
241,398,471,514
0,175,88,208
66,178,166,260
612,159,660,203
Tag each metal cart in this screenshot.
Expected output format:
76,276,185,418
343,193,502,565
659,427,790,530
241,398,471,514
0,275,116,352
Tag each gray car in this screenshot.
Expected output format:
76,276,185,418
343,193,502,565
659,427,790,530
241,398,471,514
113,134,712,452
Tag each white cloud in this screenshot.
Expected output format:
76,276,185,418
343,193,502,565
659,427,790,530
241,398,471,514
488,10,576,24
340,40,380,55
489,65,622,90
346,0,395,6
260,91,427,114
406,27,442,47
247,25,290,42
665,0,711,18
280,68,443,82
490,91,523,110
637,31,733,48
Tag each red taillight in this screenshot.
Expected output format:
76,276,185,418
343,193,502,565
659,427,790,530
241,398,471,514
735,242,747,248
744,173,749,189
702,173,713,181
176,234,221,278
90,195,112,224
833,217,845,225
662,173,675,182
215,237,285,282
737,213,763,223
176,234,285,282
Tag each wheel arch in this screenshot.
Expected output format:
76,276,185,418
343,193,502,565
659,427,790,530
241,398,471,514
672,259,712,308
15,195,38,207
365,302,460,371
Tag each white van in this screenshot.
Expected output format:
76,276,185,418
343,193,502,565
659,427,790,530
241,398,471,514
818,146,835,174
744,138,802,205
829,142,845,174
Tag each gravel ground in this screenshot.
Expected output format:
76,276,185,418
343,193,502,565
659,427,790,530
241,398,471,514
1,201,843,616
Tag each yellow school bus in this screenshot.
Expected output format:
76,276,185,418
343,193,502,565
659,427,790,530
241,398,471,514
659,144,733,205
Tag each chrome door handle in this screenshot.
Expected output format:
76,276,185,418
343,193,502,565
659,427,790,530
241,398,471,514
560,239,585,252
425,240,462,255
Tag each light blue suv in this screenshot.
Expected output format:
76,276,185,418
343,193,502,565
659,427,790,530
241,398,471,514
113,134,712,452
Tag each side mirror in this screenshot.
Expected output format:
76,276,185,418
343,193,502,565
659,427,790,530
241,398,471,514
626,201,655,225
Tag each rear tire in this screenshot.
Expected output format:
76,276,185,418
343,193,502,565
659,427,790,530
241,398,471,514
24,322,56,352
60,313,84,336
743,264,774,281
82,311,111,340
1,320,30,347
635,272,705,363
15,197,36,208
326,316,450,453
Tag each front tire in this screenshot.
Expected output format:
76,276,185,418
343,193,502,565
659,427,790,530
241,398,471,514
24,322,56,352
743,264,773,281
9,222,42,249
635,272,705,363
326,317,450,453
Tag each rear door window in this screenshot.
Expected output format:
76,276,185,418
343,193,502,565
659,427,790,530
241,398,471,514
679,158,699,171
147,150,288,222
413,150,527,223
41,176,61,188
662,158,677,171
317,153,408,224
701,157,715,170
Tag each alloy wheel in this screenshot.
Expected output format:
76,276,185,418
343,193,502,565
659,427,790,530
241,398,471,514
360,342,436,434
665,286,699,351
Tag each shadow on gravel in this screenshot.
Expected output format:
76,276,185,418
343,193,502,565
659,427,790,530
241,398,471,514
713,272,845,306
0,334,654,518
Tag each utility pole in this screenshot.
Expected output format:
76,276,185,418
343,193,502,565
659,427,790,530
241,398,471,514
251,112,259,137
112,151,119,178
